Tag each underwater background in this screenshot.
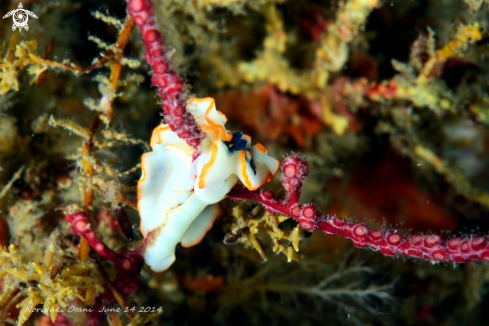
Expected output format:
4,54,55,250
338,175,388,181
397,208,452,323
1,0,489,325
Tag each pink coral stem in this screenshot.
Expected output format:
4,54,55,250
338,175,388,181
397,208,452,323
65,212,143,295
127,0,205,149
227,155,489,264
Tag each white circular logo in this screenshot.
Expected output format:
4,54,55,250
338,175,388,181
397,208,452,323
3,3,38,32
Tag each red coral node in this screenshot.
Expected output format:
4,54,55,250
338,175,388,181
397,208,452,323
178,129,192,139
332,217,346,227
172,105,185,117
371,229,383,239
453,255,469,263
74,220,88,232
289,178,301,187
407,249,423,258
283,164,297,178
260,189,275,200
154,62,168,74
144,30,159,43
283,155,300,166
128,0,145,12
424,234,442,248
299,204,317,231
379,246,396,256
188,137,201,149
151,75,168,88
150,47,163,58
448,238,462,250
133,15,146,26
171,116,184,126
353,225,368,238
284,179,302,194
461,241,471,253
299,218,316,231
387,233,402,246
302,205,316,219
471,237,487,251
410,235,423,246
290,203,302,217
432,250,447,261
353,240,368,248
481,251,489,262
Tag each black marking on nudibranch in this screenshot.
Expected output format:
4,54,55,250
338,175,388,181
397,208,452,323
224,131,248,152
223,130,257,175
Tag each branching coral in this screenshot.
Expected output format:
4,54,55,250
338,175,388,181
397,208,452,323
128,0,205,149
125,0,489,274
228,155,489,263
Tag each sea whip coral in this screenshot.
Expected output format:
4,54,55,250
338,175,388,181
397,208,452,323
128,0,280,271
127,0,205,149
65,212,144,294
228,155,489,263
128,0,489,269
138,98,279,271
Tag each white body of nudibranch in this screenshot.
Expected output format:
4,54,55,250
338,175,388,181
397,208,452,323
138,98,280,271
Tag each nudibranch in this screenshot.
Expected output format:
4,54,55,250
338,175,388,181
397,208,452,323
138,98,280,271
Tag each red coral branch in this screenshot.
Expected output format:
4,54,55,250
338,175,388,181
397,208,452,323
227,155,489,263
65,212,143,295
127,0,205,149
126,0,489,265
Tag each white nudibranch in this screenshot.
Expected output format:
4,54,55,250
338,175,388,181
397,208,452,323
138,97,280,271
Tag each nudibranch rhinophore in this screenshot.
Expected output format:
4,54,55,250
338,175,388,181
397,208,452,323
138,98,280,271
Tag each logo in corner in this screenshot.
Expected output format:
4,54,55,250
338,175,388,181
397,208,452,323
3,3,38,32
